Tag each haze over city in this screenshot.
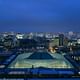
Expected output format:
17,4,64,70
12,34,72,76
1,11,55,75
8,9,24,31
0,0,80,32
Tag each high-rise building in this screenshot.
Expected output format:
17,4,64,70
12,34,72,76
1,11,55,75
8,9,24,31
63,37,68,46
59,34,64,46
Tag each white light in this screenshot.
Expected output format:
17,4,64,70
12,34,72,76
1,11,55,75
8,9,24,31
0,65,5,68
16,34,23,39
78,72,80,74
9,71,25,74
77,39,80,44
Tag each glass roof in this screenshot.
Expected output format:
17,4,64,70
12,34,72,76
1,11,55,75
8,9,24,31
8,51,74,69
27,51,54,59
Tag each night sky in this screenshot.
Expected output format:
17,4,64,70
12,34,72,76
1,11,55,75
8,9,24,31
0,0,80,32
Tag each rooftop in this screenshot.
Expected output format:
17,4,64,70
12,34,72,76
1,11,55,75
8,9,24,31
8,51,74,69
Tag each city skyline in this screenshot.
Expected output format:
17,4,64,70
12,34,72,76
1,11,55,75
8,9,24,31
0,0,80,32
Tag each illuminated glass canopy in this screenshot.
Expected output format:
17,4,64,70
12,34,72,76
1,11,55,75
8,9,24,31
8,51,74,68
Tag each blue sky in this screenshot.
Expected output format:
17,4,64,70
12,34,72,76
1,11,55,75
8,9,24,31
0,0,80,32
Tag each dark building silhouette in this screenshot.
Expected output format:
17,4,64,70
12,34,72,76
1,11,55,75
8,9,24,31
18,39,37,49
59,34,64,46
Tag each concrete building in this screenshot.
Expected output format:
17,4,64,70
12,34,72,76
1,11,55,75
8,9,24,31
16,34,24,39
77,39,80,44
63,37,68,46
49,37,59,47
68,40,77,46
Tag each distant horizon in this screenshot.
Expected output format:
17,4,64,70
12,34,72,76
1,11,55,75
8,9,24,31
0,31,80,34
